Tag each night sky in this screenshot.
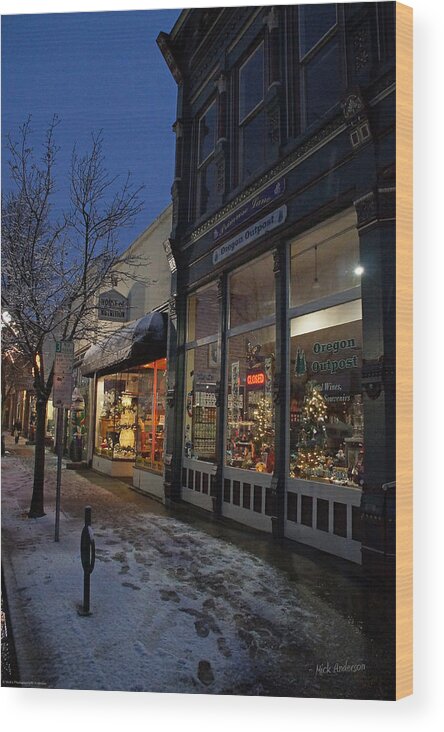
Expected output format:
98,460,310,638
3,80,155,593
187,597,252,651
1,8,181,250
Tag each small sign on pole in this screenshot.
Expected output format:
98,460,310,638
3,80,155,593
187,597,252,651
53,341,74,408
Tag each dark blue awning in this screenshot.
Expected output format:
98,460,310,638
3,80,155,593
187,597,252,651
81,311,167,377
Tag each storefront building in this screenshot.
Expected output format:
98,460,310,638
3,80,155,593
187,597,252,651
159,4,396,569
77,205,173,499
81,312,168,498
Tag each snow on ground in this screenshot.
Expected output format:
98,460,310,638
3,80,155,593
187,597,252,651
1,448,378,698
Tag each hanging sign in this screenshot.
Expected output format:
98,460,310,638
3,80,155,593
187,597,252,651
98,289,128,322
212,178,286,242
212,205,287,266
53,341,74,408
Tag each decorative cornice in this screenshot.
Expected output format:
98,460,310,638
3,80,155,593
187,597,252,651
188,115,345,244
354,187,396,228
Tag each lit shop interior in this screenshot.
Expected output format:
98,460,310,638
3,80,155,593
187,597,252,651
182,209,364,489
95,359,167,471
82,312,168,497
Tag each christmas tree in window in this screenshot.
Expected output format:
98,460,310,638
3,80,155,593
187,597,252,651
295,381,327,479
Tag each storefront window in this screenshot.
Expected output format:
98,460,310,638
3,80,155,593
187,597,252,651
290,212,361,308
289,300,363,487
229,254,275,328
135,359,166,472
226,325,275,473
95,359,166,473
183,345,218,463
95,372,139,460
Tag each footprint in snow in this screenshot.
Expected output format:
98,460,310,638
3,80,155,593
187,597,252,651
159,589,180,602
122,581,141,591
217,637,232,658
197,660,214,686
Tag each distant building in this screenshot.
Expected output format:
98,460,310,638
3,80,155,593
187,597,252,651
76,204,172,499
158,4,396,571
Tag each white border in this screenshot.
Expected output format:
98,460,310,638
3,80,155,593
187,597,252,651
1,0,443,729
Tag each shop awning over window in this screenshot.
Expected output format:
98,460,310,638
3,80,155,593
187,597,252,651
81,311,168,377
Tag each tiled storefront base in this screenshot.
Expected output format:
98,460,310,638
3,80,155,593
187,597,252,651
133,467,164,501
92,453,133,478
180,458,362,563
285,479,362,564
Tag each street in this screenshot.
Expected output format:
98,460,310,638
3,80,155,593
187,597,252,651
1,437,394,698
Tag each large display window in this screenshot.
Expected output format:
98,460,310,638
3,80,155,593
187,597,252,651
95,358,166,473
135,359,166,472
226,325,275,473
289,211,363,488
226,252,276,474
183,345,218,463
184,283,220,464
290,211,361,308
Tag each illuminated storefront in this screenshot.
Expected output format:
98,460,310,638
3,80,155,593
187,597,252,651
160,4,396,568
82,312,168,498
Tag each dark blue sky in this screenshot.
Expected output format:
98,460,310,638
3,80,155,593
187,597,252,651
1,9,181,249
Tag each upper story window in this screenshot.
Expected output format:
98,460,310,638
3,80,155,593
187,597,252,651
239,43,265,123
299,3,337,57
238,41,267,182
198,101,217,165
298,4,342,129
196,99,218,217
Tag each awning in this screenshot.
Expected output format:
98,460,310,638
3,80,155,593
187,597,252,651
81,311,168,377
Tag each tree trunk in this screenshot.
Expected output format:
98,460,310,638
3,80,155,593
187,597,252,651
28,396,48,518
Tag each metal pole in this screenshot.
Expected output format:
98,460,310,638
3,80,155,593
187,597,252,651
79,506,95,616
83,506,91,613
54,407,64,542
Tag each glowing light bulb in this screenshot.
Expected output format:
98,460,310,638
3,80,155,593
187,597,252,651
354,265,364,276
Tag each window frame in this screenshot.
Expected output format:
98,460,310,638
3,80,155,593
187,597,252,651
289,4,346,133
238,41,265,125
237,38,268,184
195,96,218,218
298,3,338,62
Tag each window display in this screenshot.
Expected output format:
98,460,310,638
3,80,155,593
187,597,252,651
226,325,275,473
289,301,363,487
184,283,220,464
95,373,139,460
94,358,166,473
135,359,166,473
183,346,218,463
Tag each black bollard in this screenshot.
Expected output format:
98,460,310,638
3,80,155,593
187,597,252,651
78,506,95,616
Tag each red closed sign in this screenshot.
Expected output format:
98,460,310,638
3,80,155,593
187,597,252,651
246,370,265,388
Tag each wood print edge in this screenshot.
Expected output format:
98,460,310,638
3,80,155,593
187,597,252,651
395,0,413,701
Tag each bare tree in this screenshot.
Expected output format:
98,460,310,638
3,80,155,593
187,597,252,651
1,117,144,518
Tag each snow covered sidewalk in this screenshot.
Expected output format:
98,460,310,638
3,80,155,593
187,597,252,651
1,445,383,698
